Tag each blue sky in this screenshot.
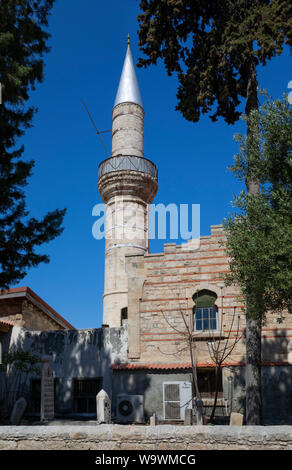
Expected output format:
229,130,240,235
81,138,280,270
18,0,291,329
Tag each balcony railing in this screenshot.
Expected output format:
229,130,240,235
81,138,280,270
98,155,158,181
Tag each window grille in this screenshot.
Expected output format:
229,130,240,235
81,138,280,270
73,378,102,414
29,378,59,413
197,370,223,399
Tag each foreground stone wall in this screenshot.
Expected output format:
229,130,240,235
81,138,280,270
0,425,291,450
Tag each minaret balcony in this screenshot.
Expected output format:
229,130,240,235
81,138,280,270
98,155,158,181
98,155,158,204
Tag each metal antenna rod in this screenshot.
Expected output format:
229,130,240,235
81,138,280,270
81,99,111,157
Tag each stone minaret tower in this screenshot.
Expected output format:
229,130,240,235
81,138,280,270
98,38,158,327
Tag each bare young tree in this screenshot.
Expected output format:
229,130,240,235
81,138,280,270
159,291,242,424
159,309,206,423
206,307,242,423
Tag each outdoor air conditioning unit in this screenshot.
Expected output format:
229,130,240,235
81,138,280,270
163,381,192,421
116,395,144,423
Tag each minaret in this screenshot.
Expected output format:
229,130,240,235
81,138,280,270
98,37,158,328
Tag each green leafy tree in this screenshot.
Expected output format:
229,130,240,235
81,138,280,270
137,0,292,424
225,95,292,323
0,0,66,288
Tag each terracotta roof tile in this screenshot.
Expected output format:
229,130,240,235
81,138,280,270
0,319,14,327
111,362,210,371
111,360,288,370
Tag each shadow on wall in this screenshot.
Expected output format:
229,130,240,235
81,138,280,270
0,330,13,404
227,326,292,425
6,325,127,418
261,328,292,425
112,370,197,423
112,324,292,424
4,323,292,424
112,370,151,422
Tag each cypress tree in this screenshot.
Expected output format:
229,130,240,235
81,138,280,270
0,0,66,288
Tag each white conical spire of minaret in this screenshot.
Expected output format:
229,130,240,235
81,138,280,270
114,35,143,108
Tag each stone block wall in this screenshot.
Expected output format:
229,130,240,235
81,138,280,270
0,298,64,331
112,102,144,158
0,425,292,450
128,225,244,364
21,300,64,331
127,224,292,366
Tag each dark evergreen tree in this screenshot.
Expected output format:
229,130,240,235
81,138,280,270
137,0,292,424
0,0,66,288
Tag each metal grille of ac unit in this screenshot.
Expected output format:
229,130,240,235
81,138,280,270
118,399,133,417
165,401,181,420
116,395,144,423
163,382,192,421
164,383,180,401
164,383,181,420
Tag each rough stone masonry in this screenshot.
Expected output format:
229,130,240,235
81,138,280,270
0,425,291,450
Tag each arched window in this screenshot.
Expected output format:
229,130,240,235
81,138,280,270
193,290,218,332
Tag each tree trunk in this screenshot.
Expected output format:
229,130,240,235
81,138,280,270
244,58,262,425
245,58,260,195
245,315,262,424
189,337,200,399
188,336,207,423
210,365,220,423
